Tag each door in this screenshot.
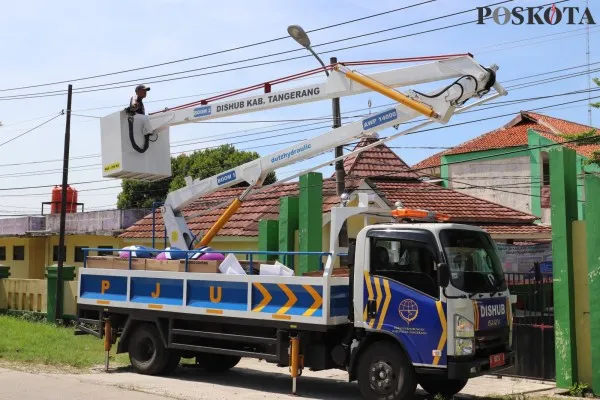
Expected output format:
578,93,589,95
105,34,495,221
363,234,448,367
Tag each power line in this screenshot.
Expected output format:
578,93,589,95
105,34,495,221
3,83,600,181
0,0,521,101
1,92,597,199
0,112,63,149
0,2,437,93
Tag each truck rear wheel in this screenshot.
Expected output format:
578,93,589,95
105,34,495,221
357,342,416,400
128,323,169,375
418,375,468,398
195,353,241,372
160,352,182,375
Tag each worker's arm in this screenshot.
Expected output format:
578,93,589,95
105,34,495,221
128,96,141,114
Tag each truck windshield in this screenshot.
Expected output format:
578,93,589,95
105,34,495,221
439,229,506,294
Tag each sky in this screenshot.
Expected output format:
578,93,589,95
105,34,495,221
0,0,598,216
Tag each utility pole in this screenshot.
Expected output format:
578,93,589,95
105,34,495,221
587,0,592,126
332,57,344,195
331,57,349,266
56,84,72,322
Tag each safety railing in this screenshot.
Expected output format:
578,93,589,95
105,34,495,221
82,248,333,274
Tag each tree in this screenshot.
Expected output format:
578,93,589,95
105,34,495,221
117,144,277,209
555,78,600,165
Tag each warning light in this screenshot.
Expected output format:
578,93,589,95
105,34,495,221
391,208,449,222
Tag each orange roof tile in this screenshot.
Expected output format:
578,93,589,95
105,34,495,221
121,178,355,239
477,223,551,236
372,179,535,223
121,140,542,240
341,136,419,179
412,111,600,169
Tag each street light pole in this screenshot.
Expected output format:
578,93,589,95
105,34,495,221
287,25,349,265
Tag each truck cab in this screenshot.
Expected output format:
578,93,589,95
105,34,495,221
346,221,514,399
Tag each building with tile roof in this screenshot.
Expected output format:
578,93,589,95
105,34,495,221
412,111,600,224
120,134,551,250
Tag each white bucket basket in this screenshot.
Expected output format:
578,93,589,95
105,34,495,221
100,110,172,181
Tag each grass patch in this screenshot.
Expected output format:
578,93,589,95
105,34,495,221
0,314,129,370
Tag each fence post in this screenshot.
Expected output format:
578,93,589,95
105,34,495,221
0,265,10,311
299,172,323,276
46,264,76,322
585,174,600,392
549,146,579,387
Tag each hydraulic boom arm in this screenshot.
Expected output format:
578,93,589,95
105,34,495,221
153,56,506,250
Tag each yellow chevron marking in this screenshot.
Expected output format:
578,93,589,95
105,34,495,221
472,300,480,331
302,285,323,316
363,272,374,322
369,277,383,328
434,301,447,366
376,279,392,330
252,283,272,312
276,284,297,315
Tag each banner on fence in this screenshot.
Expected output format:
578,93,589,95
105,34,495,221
495,242,552,273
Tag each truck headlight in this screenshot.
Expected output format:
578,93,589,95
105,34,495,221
455,338,474,356
455,315,474,338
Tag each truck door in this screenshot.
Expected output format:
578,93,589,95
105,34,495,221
362,230,448,368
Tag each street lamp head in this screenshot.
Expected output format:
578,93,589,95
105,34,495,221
287,25,311,48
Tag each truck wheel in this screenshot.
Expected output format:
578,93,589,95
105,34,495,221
357,342,416,400
128,323,169,375
195,353,241,372
418,375,468,398
160,352,182,375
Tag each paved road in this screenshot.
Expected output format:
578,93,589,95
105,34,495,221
0,359,558,400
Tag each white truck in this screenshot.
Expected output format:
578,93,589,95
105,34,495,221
76,54,514,399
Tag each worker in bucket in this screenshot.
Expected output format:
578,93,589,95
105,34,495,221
128,84,150,115
125,84,154,153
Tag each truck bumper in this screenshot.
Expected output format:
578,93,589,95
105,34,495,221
447,351,515,380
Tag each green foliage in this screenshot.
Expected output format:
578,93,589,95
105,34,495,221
556,128,600,167
0,315,129,369
117,144,276,209
568,382,590,397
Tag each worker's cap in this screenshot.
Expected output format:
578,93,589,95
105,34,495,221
135,84,150,91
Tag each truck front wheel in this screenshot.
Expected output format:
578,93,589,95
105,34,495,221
357,342,416,400
418,375,468,398
128,323,169,375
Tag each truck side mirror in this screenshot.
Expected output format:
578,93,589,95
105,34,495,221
438,263,450,287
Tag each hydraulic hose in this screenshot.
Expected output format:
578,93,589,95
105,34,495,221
127,115,150,153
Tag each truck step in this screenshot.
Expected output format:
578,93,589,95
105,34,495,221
74,322,102,338
169,342,279,362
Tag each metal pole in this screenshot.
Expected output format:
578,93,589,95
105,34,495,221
56,84,72,322
331,57,349,266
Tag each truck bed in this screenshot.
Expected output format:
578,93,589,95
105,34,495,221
77,268,351,326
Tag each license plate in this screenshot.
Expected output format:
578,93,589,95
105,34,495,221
490,353,505,368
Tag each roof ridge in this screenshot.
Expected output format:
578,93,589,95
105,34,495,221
523,111,597,132
341,136,419,179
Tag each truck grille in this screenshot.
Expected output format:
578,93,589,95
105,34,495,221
474,327,509,356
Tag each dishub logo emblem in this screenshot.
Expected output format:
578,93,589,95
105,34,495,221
477,4,595,25
398,299,419,324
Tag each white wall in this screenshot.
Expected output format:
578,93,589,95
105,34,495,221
448,156,532,214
